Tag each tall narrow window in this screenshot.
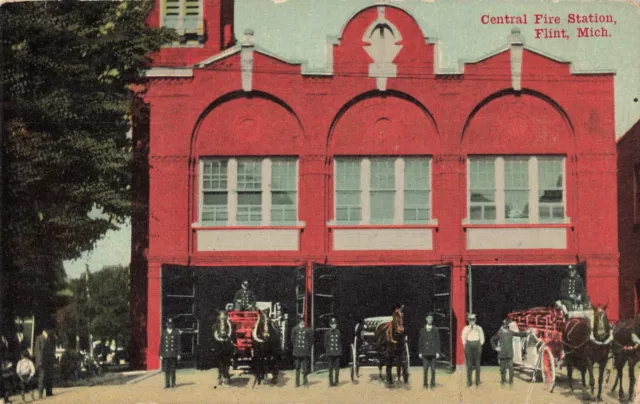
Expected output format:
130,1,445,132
404,158,431,223
202,160,228,225
183,0,201,31
370,158,395,224
538,157,564,222
271,159,297,225
469,158,496,222
237,159,262,225
504,157,529,222
163,0,181,29
335,159,361,224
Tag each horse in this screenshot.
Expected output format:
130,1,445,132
251,310,282,386
212,310,235,385
562,305,613,401
374,305,409,386
610,313,640,401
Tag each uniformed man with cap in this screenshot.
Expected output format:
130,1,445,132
461,313,485,387
233,280,257,311
159,318,181,389
291,316,313,387
418,312,441,389
556,265,588,316
323,317,342,387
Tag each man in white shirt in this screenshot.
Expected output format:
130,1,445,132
461,313,485,387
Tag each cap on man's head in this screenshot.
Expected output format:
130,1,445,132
467,313,477,320
568,265,576,271
297,315,305,323
242,280,249,287
329,317,338,326
166,318,173,326
426,312,435,320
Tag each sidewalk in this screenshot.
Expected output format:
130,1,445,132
6,366,630,404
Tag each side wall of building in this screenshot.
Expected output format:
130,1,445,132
617,120,640,320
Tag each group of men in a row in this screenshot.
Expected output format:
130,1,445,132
159,311,446,389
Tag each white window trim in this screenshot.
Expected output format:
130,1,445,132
464,155,570,225
195,157,303,228
330,156,437,226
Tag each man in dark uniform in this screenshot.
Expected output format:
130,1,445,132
34,329,55,399
159,319,181,389
323,317,342,387
291,316,313,387
233,280,257,311
556,265,588,315
490,317,531,387
418,312,441,389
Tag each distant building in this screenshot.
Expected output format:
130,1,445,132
131,1,623,370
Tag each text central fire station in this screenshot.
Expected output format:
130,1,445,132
130,1,621,370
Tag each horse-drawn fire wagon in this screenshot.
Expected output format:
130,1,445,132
350,315,410,383
506,307,566,392
507,305,600,393
226,302,288,370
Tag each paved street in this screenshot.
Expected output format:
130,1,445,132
7,366,637,404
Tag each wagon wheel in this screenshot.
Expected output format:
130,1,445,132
539,345,556,393
403,339,410,383
350,338,359,382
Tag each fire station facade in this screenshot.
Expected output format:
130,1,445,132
132,3,620,370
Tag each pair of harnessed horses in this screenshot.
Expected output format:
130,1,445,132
550,304,639,402
562,305,613,401
212,310,282,386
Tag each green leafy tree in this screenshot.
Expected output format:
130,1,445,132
87,265,131,352
56,265,131,359
56,275,90,350
0,0,174,329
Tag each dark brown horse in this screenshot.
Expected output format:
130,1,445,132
562,305,613,401
251,310,281,386
374,305,409,386
610,313,640,401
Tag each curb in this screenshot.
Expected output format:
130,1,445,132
126,369,162,385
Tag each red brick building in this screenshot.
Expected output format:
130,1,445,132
617,119,640,320
131,1,621,370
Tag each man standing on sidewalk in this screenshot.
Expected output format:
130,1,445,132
323,317,342,387
159,319,181,389
490,317,531,387
461,313,484,387
34,329,55,399
418,313,441,389
291,316,312,388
